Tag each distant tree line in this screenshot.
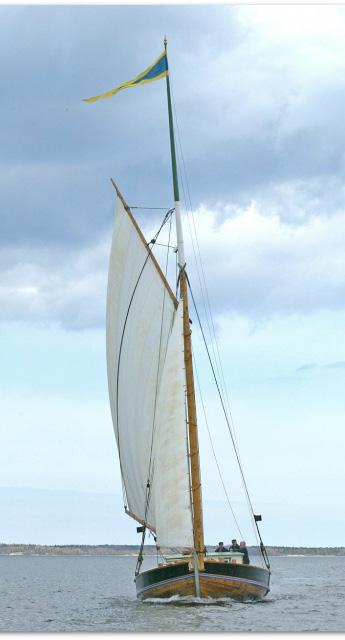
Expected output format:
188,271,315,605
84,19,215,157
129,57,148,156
1,543,345,556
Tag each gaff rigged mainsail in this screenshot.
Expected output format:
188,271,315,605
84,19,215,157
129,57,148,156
106,196,194,549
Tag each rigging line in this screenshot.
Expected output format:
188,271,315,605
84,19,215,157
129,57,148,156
188,276,266,564
169,79,237,449
156,544,166,566
144,214,173,519
169,80,217,353
130,206,171,210
170,79,235,443
186,208,232,428
135,528,146,576
136,215,174,575
173,131,228,418
193,349,244,540
170,122,260,552
182,326,195,554
116,251,151,512
169,82,263,559
169,81,268,569
153,242,177,249
147,214,173,494
115,207,174,514
171,127,250,530
179,197,250,523
186,276,259,528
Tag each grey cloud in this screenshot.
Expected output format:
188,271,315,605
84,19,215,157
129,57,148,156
296,363,318,373
184,202,345,320
0,236,110,329
2,5,345,251
2,197,345,330
2,5,345,329
2,4,235,245
296,361,345,374
324,361,345,370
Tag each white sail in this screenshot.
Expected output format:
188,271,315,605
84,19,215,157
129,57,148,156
106,197,193,547
152,303,194,549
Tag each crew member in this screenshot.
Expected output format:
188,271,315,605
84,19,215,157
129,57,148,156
229,538,240,551
240,540,250,564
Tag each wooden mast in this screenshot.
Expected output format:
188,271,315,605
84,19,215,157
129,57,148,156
164,37,205,573
180,269,205,566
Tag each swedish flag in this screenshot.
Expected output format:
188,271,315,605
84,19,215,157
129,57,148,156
83,51,168,103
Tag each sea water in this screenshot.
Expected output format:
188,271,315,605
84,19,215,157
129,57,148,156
0,555,344,632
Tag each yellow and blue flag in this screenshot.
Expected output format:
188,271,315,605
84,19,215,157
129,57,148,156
83,50,168,103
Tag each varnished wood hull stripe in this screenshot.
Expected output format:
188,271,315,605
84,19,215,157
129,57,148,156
200,572,269,591
137,574,194,595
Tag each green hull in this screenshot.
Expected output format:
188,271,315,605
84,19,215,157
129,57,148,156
136,560,270,600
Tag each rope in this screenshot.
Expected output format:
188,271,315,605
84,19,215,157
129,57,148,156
170,80,235,441
169,76,269,571
115,207,174,518
153,242,177,249
144,215,173,515
187,275,270,571
129,206,171,210
135,528,147,576
193,350,244,539
170,76,246,490
135,213,174,575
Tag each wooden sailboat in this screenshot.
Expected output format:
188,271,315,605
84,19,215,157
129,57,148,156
105,40,271,600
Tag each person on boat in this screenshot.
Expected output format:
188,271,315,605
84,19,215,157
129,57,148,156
215,541,228,553
229,539,241,551
240,540,250,564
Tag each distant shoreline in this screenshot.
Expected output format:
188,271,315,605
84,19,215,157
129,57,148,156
1,544,345,556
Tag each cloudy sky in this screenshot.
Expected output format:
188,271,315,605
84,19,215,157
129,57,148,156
1,4,345,548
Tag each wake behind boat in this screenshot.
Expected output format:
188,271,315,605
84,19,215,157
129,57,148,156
84,38,271,600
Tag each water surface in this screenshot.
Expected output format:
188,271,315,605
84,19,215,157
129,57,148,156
0,555,344,631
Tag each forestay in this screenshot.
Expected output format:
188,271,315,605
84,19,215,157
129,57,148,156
106,198,194,548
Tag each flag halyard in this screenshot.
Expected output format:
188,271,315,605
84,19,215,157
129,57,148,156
83,50,168,103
